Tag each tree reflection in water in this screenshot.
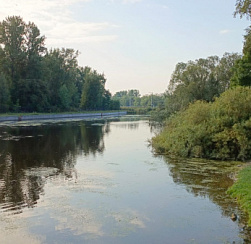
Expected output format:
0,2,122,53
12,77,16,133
0,120,111,214
162,156,251,240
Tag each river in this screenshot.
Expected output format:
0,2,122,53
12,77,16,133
0,117,250,243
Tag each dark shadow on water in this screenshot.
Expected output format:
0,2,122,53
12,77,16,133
0,120,111,214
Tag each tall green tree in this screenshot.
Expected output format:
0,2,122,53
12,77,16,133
59,84,71,110
0,16,26,83
231,2,251,88
215,52,241,92
165,53,240,115
231,53,251,87
0,16,47,111
0,73,10,112
42,48,80,111
102,90,112,110
15,78,49,112
80,67,106,110
24,22,46,79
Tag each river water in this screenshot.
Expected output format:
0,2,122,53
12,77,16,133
0,117,250,244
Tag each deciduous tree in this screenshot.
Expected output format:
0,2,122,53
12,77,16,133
234,0,251,19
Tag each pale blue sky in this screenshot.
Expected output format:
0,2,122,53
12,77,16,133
0,0,249,95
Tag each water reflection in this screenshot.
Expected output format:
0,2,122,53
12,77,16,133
163,157,251,240
0,118,250,243
0,120,111,214
110,122,139,130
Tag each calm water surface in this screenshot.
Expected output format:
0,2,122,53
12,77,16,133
0,117,250,244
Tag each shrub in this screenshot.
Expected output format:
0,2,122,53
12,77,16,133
152,87,251,160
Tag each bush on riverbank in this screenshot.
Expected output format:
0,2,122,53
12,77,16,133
227,165,251,226
152,87,251,161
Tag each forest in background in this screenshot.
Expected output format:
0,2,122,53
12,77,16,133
112,89,164,108
0,16,120,113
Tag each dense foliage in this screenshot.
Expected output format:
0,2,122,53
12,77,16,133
0,16,118,112
154,53,241,120
230,27,251,87
152,87,251,161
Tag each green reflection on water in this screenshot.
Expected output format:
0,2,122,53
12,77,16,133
0,120,110,214
162,157,251,239
0,118,250,243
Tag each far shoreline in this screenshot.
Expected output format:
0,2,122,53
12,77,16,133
0,111,127,122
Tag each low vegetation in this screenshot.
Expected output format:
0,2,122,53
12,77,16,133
152,87,251,161
227,165,251,226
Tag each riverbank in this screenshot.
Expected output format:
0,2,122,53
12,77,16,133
227,164,251,226
0,111,127,122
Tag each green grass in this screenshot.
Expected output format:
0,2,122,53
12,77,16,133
227,165,251,226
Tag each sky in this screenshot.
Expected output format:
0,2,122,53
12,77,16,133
0,0,249,95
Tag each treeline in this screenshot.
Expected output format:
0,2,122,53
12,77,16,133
152,1,251,160
112,89,165,107
0,16,120,113
151,52,241,121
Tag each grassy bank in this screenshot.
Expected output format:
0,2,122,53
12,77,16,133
227,165,251,226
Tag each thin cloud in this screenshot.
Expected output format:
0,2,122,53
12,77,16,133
219,29,231,35
0,0,117,47
45,21,118,46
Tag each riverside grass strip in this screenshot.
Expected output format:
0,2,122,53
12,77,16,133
227,165,251,226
